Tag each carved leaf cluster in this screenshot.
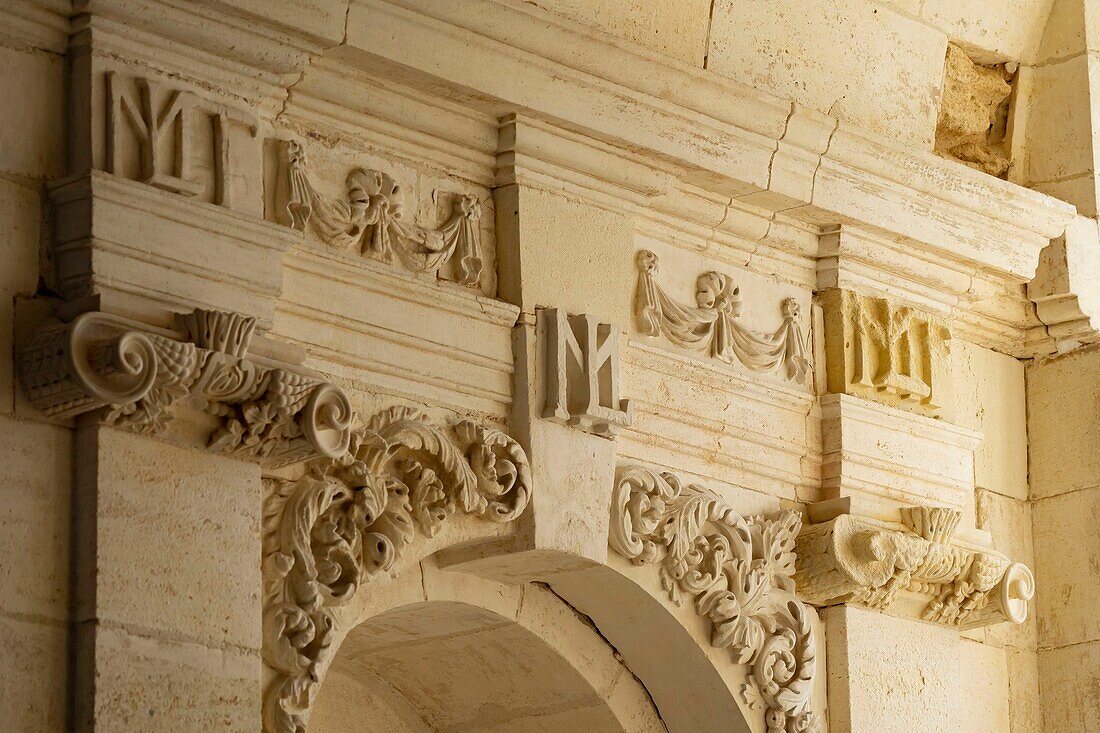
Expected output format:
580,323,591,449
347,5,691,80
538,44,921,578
610,465,819,733
262,407,532,733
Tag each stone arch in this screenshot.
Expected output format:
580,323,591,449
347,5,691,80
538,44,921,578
308,560,666,733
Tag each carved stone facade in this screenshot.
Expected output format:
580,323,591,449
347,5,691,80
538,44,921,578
2,2,1096,733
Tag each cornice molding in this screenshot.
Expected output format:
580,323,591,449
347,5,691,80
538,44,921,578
610,465,820,733
261,406,533,733
794,510,1035,629
18,308,354,467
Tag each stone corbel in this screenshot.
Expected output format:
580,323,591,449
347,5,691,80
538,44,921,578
610,465,820,733
262,406,533,733
18,308,354,467
794,508,1035,629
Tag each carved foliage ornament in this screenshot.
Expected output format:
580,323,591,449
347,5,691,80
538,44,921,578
283,141,483,285
794,509,1035,628
611,465,820,733
635,250,812,384
18,309,353,467
262,406,532,733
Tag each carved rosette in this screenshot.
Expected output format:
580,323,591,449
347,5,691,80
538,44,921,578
282,140,484,285
261,406,532,733
610,465,820,733
18,309,353,467
794,510,1035,628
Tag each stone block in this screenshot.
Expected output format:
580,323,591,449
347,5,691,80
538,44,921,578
1032,486,1100,649
0,175,42,294
1037,640,1100,733
0,414,70,620
824,604,959,733
75,427,262,650
920,0,1052,63
524,0,713,66
1026,54,1096,189
954,639,1011,733
707,0,947,148
496,184,635,330
1027,345,1100,499
0,614,67,733
0,44,64,178
76,623,260,733
947,342,1028,500
1006,646,1042,733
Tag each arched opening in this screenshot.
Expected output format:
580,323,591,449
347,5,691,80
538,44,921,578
308,568,667,733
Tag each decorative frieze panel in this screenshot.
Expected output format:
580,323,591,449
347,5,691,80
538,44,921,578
281,141,484,285
540,308,631,436
795,509,1034,628
634,250,812,384
18,308,353,467
105,71,258,208
818,289,948,416
610,465,820,733
262,406,532,733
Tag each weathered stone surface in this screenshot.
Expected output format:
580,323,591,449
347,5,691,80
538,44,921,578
934,44,1013,177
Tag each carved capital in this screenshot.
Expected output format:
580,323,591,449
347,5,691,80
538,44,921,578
794,510,1034,628
261,407,533,733
18,309,353,467
610,465,820,733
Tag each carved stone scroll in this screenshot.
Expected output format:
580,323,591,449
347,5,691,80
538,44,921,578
18,309,353,467
540,308,632,436
634,250,812,384
282,140,483,285
818,289,948,416
794,509,1035,628
610,465,820,733
262,406,532,733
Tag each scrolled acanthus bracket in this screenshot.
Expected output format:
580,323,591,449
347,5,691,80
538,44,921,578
17,308,354,467
261,406,533,733
610,464,821,733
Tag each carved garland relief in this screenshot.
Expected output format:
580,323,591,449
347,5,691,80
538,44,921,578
610,465,820,733
635,250,812,384
282,140,484,285
262,406,533,733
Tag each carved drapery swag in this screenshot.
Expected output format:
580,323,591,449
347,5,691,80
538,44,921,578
262,406,532,733
611,465,820,733
795,508,1036,628
283,140,483,285
18,308,353,466
635,250,812,384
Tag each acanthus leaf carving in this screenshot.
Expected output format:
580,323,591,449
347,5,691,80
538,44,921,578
261,406,533,733
794,509,1035,628
634,250,812,384
283,140,484,285
610,465,820,733
18,308,353,467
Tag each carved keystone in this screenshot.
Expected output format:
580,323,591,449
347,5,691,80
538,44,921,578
539,308,632,436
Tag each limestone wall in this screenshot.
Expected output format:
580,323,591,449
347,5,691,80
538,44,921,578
0,1,1097,732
